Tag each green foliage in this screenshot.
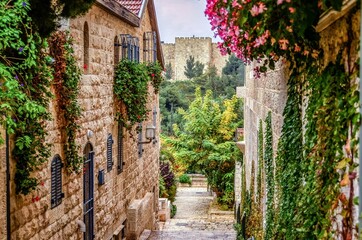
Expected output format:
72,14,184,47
0,0,53,195
184,55,204,79
171,204,177,218
146,61,164,93
165,62,172,80
274,75,303,239
178,174,191,185
294,56,359,239
257,120,264,205
114,60,150,133
163,88,241,207
48,31,82,173
264,111,274,240
28,0,96,37
222,54,245,83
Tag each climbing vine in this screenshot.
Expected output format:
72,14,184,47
257,120,264,206
274,74,304,239
48,31,82,173
0,0,53,195
264,111,274,240
146,61,164,94
294,53,359,239
114,60,151,134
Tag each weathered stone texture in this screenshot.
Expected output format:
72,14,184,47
242,62,287,190
162,37,228,80
9,3,160,240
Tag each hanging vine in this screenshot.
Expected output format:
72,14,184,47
48,31,82,173
114,59,150,134
0,0,53,195
264,111,274,240
274,74,304,239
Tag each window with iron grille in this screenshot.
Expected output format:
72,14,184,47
120,34,140,62
107,134,114,172
117,122,124,174
143,31,157,63
51,154,64,208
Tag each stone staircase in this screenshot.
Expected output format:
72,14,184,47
188,174,208,188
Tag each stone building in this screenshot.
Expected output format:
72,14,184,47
237,0,359,236
1,0,163,239
162,37,228,80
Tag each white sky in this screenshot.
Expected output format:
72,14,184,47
153,0,220,43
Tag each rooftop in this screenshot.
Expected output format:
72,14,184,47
116,0,143,16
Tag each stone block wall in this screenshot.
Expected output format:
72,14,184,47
161,37,228,80
9,3,160,240
242,61,288,190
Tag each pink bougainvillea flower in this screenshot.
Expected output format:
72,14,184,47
277,0,284,4
83,64,88,70
289,7,296,13
278,39,289,50
250,2,267,16
151,73,155,77
294,44,301,52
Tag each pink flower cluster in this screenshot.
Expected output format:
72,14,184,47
204,0,311,74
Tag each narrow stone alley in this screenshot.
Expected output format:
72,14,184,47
146,185,236,240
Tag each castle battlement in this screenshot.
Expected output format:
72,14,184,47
162,36,228,81
175,36,212,40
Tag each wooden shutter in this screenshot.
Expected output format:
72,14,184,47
117,123,124,174
107,134,113,172
51,155,63,208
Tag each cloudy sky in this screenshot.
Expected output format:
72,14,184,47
153,0,219,43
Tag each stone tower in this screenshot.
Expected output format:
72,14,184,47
162,37,228,80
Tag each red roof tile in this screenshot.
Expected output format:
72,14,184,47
116,0,143,16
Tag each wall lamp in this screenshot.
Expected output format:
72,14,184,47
138,125,156,144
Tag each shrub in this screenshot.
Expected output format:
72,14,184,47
178,174,191,185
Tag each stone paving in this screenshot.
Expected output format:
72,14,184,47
147,187,236,240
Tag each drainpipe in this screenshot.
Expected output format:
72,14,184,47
6,131,10,240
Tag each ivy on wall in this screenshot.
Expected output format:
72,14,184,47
0,0,53,195
257,120,264,206
0,0,94,194
114,60,164,135
49,31,82,173
296,53,359,239
274,74,303,239
264,111,274,240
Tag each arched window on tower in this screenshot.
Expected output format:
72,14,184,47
83,22,89,74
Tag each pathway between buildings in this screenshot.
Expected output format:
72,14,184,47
147,185,236,240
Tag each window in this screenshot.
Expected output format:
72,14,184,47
51,154,64,208
107,134,114,172
117,122,124,174
114,36,120,66
120,34,140,62
84,22,89,74
143,31,157,63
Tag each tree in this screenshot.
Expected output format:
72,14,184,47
184,55,204,79
165,62,173,80
163,88,242,207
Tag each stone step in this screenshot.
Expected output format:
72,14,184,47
147,230,236,240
